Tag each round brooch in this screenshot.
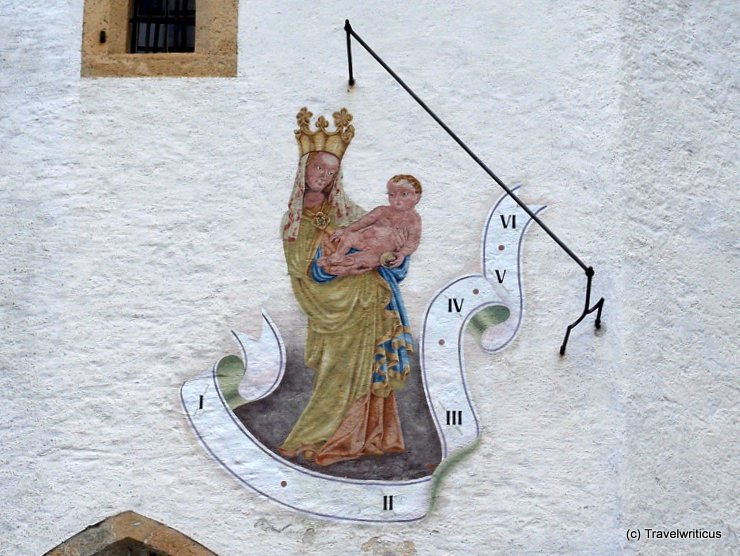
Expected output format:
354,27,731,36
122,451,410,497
312,211,329,230
380,251,398,268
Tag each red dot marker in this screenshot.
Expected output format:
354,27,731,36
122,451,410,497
498,244,505,251
438,339,445,346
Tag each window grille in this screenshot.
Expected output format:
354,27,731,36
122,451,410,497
129,0,196,53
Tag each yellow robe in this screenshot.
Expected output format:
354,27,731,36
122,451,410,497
280,204,407,464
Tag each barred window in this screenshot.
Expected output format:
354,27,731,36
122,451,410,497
130,0,196,53
81,0,237,77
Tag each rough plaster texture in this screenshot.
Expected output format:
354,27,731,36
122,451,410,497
0,0,737,554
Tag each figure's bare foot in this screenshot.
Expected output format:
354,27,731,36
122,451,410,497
347,265,374,275
303,450,316,461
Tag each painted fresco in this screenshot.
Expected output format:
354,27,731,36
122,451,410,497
181,108,542,521
277,108,421,466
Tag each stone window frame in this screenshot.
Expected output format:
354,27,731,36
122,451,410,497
81,0,238,77
44,511,218,555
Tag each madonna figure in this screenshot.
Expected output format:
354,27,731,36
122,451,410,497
279,108,415,466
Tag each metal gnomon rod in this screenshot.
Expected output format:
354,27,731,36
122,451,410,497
342,19,605,355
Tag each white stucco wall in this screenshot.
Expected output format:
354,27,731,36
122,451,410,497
1,0,737,554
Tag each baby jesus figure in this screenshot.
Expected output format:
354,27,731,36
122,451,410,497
318,175,422,276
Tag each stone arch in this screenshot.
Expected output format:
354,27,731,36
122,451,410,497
44,511,218,556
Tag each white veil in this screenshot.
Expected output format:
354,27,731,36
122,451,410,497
281,153,365,241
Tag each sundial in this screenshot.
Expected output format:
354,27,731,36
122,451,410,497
182,21,603,522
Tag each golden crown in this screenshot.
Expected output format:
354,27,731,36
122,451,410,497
295,107,355,160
